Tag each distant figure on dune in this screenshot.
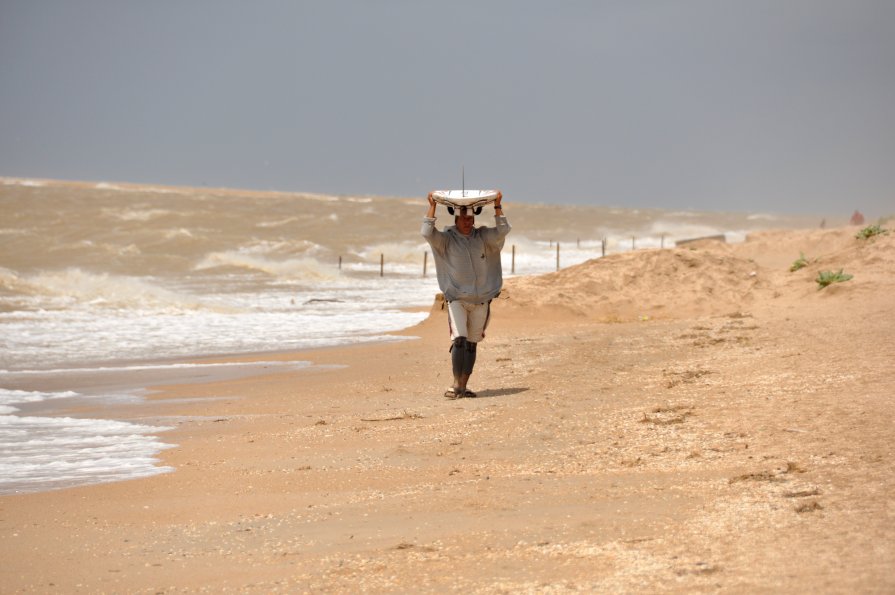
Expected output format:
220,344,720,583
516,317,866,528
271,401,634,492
422,191,511,399
850,210,865,225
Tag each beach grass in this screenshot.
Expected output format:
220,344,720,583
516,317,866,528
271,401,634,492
816,268,853,288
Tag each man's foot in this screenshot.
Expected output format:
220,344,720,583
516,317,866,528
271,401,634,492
445,387,477,399
444,387,462,399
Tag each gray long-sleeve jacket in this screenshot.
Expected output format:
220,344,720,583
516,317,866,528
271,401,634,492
421,215,511,303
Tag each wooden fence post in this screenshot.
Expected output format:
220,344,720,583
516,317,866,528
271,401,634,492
380,253,384,277
512,244,516,274
423,251,428,277
556,243,560,271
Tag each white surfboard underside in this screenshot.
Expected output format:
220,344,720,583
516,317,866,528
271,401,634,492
431,189,499,208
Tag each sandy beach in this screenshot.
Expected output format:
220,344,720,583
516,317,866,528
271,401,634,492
1,225,893,592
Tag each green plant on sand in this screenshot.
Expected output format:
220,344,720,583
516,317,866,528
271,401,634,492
855,224,889,239
816,269,853,289
790,252,809,272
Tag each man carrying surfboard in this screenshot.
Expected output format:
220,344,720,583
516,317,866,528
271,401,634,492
422,189,511,399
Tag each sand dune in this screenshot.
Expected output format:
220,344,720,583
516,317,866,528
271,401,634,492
502,246,765,321
500,227,894,321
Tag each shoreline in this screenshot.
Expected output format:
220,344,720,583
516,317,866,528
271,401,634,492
0,328,428,497
1,227,893,591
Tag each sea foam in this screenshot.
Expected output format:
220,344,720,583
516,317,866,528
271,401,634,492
0,388,79,414
0,388,174,494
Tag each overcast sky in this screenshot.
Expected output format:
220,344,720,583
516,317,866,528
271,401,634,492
2,1,893,216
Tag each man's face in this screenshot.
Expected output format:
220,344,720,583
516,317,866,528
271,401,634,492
456,208,475,236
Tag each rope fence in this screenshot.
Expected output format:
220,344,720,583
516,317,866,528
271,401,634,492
341,233,681,277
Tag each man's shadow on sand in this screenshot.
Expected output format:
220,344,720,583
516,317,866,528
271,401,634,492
473,387,529,399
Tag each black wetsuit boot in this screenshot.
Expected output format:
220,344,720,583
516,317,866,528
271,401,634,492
450,337,479,397
451,336,467,381
464,341,477,376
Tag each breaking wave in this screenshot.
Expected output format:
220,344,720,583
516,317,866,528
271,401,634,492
100,207,173,222
1,268,206,310
195,251,338,281
355,241,430,265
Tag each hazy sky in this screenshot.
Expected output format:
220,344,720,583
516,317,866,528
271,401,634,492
2,1,893,216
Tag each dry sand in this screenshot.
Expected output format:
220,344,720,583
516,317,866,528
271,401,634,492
2,226,893,593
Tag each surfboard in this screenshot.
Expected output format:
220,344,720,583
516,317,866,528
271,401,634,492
431,190,499,213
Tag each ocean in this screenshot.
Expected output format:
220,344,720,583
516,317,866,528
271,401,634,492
0,177,818,494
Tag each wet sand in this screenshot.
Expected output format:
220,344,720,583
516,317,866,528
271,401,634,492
1,226,893,593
